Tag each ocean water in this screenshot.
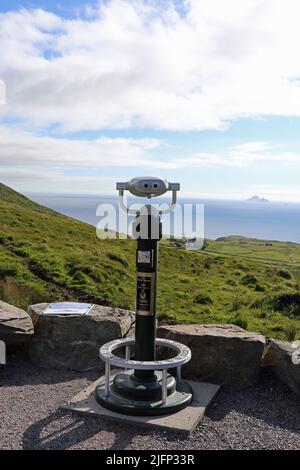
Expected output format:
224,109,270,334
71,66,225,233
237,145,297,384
27,193,300,244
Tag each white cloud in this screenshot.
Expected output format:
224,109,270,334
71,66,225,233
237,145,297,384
0,79,5,104
173,142,300,168
1,127,299,200
0,167,115,182
1,0,300,131
0,124,162,167
0,1,299,200
0,124,298,172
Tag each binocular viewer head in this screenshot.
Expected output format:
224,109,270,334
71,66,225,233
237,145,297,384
117,177,180,214
117,177,180,199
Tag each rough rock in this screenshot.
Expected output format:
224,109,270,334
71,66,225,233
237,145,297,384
28,303,134,371
157,323,265,386
262,339,300,395
0,300,34,345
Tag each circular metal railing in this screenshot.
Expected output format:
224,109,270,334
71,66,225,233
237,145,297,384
99,337,191,405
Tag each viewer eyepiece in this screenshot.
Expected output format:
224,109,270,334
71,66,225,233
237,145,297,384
116,176,180,214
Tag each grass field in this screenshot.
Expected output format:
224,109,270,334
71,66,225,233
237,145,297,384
204,236,300,268
1,182,300,341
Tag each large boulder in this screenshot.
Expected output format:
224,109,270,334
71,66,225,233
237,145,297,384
0,300,34,345
157,324,265,386
28,303,134,371
262,339,300,395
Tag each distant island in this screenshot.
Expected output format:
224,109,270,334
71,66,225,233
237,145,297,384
246,195,269,203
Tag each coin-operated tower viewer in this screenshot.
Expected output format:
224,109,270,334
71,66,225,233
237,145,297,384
95,177,193,416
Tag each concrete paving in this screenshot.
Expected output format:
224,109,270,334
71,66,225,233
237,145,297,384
63,369,220,434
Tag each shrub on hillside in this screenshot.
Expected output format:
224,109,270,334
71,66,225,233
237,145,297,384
0,277,50,310
0,234,8,244
230,314,248,330
267,268,293,280
277,269,293,279
241,273,258,286
202,257,214,269
66,257,104,283
230,294,245,311
0,262,20,278
107,251,129,268
13,247,29,258
255,284,265,292
28,256,66,283
226,279,238,286
275,292,300,317
284,324,297,342
158,312,178,324
194,293,213,305
176,290,186,299
254,291,300,318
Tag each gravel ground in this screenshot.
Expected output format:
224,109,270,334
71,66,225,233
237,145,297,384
1,348,300,450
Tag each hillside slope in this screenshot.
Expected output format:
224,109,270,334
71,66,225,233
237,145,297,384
0,182,299,340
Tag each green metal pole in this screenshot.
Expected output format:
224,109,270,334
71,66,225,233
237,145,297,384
133,209,161,381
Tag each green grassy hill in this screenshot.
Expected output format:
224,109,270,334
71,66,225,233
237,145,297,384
0,182,300,340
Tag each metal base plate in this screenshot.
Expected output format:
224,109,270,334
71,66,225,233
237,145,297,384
64,369,221,434
112,371,176,401
95,369,193,416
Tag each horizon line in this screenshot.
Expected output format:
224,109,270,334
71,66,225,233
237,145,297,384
24,190,300,204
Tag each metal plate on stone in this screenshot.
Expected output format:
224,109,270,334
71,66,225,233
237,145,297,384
41,302,93,316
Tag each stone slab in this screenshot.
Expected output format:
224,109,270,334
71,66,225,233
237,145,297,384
262,339,300,396
27,303,134,371
63,369,220,434
157,324,265,387
0,300,34,345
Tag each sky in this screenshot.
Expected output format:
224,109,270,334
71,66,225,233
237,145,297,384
0,0,300,201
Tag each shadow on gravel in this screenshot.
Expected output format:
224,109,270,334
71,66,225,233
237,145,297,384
22,410,150,450
23,410,102,450
205,369,300,435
